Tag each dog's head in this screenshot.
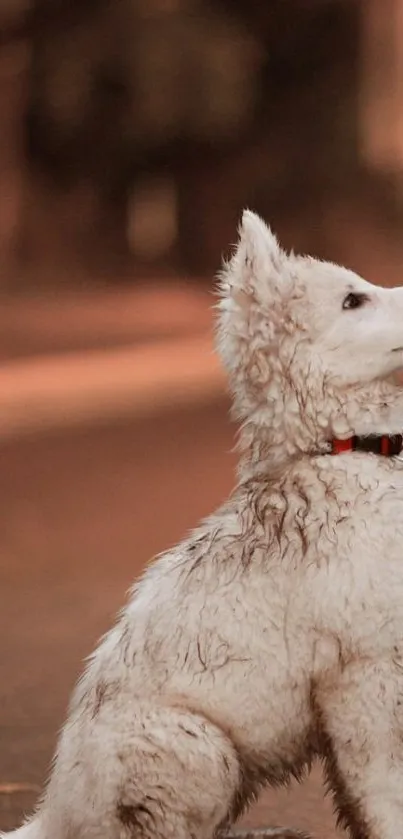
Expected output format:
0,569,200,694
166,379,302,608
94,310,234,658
216,211,403,465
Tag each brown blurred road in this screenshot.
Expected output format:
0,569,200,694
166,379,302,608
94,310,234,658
0,285,224,440
0,400,341,838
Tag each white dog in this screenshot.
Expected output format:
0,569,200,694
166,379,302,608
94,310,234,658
4,211,403,839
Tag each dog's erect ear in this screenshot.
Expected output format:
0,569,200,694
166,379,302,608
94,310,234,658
221,210,285,307
216,211,288,381
237,209,281,280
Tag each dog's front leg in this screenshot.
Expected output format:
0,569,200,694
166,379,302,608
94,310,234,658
313,658,403,839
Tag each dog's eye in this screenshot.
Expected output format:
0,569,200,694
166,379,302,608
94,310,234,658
342,292,367,310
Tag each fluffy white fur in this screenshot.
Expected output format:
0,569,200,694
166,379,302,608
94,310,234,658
4,211,403,839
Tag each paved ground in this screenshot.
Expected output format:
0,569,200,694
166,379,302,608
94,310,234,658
0,399,340,837
0,284,213,362
0,284,225,440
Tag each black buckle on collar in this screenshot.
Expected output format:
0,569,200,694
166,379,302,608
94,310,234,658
353,434,403,456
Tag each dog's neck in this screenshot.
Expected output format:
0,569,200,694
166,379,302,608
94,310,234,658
236,379,403,478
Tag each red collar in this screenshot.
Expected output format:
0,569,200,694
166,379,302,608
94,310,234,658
332,434,403,456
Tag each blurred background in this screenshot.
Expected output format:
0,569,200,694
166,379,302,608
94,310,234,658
0,0,402,834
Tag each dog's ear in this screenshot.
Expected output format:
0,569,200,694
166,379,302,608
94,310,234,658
236,209,282,286
219,210,285,310
216,210,287,387
216,211,295,420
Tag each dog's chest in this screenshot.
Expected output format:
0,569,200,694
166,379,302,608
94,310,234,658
299,456,403,654
297,455,403,542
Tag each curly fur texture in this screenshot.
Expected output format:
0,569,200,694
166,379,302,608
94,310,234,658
3,211,403,839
